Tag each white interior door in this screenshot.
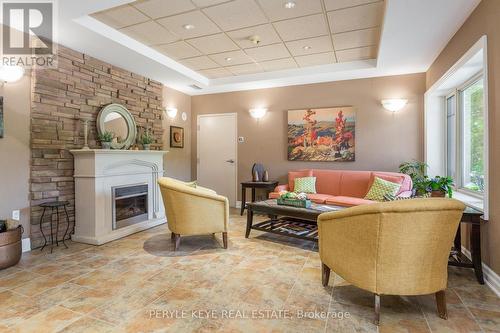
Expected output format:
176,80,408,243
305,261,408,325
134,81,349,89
197,113,237,206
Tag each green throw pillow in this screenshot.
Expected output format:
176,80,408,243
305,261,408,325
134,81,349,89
294,177,316,193
365,177,401,202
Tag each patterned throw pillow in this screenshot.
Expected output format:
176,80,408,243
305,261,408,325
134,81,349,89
365,177,401,201
294,177,317,194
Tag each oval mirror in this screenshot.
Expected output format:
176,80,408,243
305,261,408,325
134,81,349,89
97,104,137,149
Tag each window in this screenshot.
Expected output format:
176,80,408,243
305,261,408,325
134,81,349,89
446,76,485,196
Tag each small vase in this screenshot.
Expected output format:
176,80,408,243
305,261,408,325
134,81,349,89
102,142,111,149
252,170,259,182
262,170,269,182
143,144,151,150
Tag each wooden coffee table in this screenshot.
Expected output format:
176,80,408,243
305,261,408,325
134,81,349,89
245,199,343,242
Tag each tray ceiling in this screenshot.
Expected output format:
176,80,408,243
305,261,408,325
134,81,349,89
91,0,385,78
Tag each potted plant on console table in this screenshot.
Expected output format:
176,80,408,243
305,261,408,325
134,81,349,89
400,160,454,198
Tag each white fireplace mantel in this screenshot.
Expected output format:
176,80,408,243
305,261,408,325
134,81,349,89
70,149,168,245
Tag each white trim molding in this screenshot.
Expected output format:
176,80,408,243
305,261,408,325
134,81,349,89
461,246,500,297
22,238,31,252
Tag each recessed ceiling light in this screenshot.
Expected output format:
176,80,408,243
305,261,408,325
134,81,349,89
183,24,195,30
284,1,296,9
225,57,232,61
303,46,311,50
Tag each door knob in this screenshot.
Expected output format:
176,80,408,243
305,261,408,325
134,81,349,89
226,159,235,163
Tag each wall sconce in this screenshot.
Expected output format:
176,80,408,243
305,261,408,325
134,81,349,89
381,99,408,112
249,108,267,119
0,65,24,84
165,107,178,118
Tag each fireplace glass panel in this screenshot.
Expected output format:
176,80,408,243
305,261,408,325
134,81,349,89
113,184,148,230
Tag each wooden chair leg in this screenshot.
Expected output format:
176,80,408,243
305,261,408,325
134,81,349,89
171,232,175,240
172,233,180,251
222,232,228,249
436,290,447,319
374,294,380,325
321,263,330,287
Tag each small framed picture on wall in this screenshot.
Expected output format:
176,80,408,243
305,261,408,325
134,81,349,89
170,126,184,148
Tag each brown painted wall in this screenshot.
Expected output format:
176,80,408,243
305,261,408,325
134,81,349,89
30,45,164,248
163,86,192,181
426,0,500,274
0,74,31,236
191,73,425,199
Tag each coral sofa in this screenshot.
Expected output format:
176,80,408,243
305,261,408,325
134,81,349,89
268,169,412,207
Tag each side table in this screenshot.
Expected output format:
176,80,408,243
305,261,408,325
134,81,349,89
39,201,71,253
448,206,486,284
240,181,279,216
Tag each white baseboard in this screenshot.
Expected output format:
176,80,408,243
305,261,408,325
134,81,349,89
22,238,31,252
461,246,500,297
235,201,241,209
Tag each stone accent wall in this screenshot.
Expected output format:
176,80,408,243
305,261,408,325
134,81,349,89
30,45,164,248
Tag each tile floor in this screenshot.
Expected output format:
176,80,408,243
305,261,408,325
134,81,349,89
0,209,499,333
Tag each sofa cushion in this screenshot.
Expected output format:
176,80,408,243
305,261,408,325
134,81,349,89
268,192,281,199
294,176,316,193
325,196,375,207
339,171,372,198
312,169,342,196
288,170,313,192
306,194,335,204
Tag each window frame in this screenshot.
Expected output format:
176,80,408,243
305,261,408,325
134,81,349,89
445,71,485,199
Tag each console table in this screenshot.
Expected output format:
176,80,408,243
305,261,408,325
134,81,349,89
240,181,278,215
449,207,486,284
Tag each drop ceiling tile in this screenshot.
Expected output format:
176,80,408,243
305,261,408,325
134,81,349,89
120,21,178,45
200,67,233,78
324,0,382,11
256,0,323,21
294,52,335,67
133,0,195,19
156,10,220,39
226,63,263,75
273,14,329,41
209,50,254,66
181,56,219,70
244,43,290,62
336,46,376,62
285,36,332,56
328,2,384,33
202,0,268,31
92,5,149,29
192,0,229,7
332,27,379,50
227,24,281,49
187,33,239,54
260,58,297,71
155,41,202,59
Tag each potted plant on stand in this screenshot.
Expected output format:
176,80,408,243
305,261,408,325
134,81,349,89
140,129,154,150
98,131,114,149
399,160,454,198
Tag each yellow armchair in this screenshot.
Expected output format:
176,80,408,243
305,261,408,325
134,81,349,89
158,177,229,251
318,198,465,324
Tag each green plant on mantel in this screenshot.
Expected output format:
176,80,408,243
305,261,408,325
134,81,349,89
140,129,154,145
98,131,114,143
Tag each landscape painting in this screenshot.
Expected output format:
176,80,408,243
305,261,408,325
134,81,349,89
288,107,355,161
